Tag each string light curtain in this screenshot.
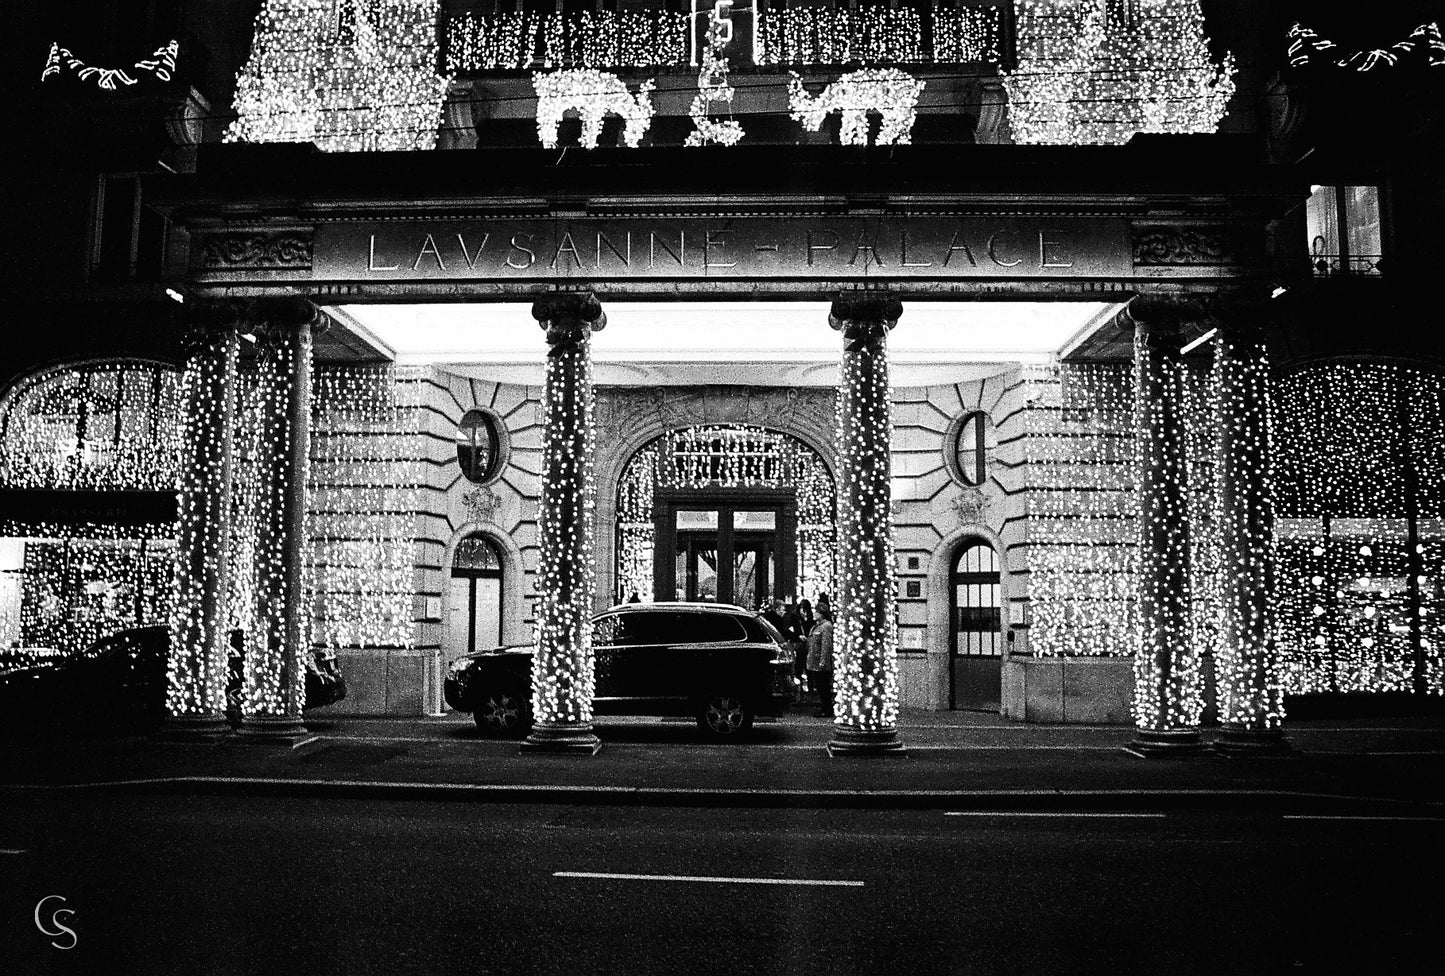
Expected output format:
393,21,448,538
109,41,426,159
228,0,449,152
613,425,836,604
1272,363,1445,697
1005,0,1236,145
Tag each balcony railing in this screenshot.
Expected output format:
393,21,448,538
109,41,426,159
1310,254,1384,277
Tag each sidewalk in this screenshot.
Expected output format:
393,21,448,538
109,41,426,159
3,710,1443,813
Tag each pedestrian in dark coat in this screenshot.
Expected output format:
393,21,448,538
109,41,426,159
805,607,835,719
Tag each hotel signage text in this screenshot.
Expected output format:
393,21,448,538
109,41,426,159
317,217,1133,281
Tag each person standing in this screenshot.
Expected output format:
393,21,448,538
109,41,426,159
791,599,814,702
805,605,835,719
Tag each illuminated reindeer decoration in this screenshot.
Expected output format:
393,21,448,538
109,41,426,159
533,69,656,150
787,68,924,146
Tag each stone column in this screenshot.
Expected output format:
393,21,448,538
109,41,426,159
238,299,317,740
522,293,605,755
1126,296,1205,757
164,302,240,737
1212,305,1291,755
827,296,906,756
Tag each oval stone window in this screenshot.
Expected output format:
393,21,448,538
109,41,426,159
457,409,503,484
953,411,988,487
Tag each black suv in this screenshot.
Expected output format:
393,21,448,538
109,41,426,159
444,603,796,739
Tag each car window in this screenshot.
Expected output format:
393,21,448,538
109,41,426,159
670,612,747,644
592,613,627,647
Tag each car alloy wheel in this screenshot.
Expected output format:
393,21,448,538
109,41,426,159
475,688,527,737
701,694,748,737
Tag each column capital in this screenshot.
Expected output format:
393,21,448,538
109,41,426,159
180,300,244,355
829,296,902,351
1120,294,1207,338
248,297,326,334
533,292,606,352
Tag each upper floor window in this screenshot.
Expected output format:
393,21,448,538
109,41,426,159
1306,184,1383,276
951,410,989,487
456,408,505,484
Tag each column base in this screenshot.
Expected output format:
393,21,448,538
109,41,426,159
826,726,907,757
235,714,310,744
1124,728,1206,758
158,714,231,741
521,722,603,755
1213,725,1294,757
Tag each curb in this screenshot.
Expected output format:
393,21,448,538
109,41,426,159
6,776,1444,814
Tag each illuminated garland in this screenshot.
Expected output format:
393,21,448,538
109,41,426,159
528,296,605,749
165,325,239,729
933,5,1007,64
828,298,903,751
1287,21,1445,71
533,69,655,149
788,68,923,146
1212,326,1283,735
41,39,178,90
613,425,836,604
1130,307,1202,737
445,10,689,72
227,0,449,152
1005,0,1235,146
762,7,924,65
686,13,745,147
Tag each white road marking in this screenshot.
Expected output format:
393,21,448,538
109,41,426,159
1,848,27,854
944,811,1166,818
1283,815,1443,823
553,871,863,887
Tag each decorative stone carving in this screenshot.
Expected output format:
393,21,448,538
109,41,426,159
1131,226,1234,267
952,487,986,525
461,486,501,526
199,232,314,270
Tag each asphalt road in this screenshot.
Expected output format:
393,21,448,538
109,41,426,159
2,793,1441,976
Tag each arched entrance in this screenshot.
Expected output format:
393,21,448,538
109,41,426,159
951,538,1003,710
614,425,835,609
447,533,503,658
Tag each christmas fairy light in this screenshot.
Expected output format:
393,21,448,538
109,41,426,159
0,361,182,492
1287,21,1445,72
788,68,924,146
1005,0,1235,146
686,11,745,147
1212,320,1285,742
227,0,449,152
1129,300,1203,744
828,297,904,753
526,294,605,751
1023,362,1140,657
533,69,656,149
41,39,178,89
166,320,239,730
614,425,836,604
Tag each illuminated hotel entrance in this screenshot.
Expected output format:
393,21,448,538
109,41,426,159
659,498,793,608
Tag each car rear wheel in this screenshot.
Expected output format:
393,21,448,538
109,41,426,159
472,684,531,738
698,694,753,739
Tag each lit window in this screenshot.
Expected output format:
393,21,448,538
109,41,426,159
456,409,503,484
1306,185,1383,276
953,411,989,487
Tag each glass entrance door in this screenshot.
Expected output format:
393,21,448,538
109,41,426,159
660,503,788,610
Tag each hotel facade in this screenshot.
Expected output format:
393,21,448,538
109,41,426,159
4,1,1442,751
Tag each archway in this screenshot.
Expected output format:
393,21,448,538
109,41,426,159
950,537,1004,710
446,532,504,660
613,424,836,609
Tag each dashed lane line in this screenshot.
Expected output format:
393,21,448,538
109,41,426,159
553,871,863,887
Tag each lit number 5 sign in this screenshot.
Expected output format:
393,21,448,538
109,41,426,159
691,0,757,68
